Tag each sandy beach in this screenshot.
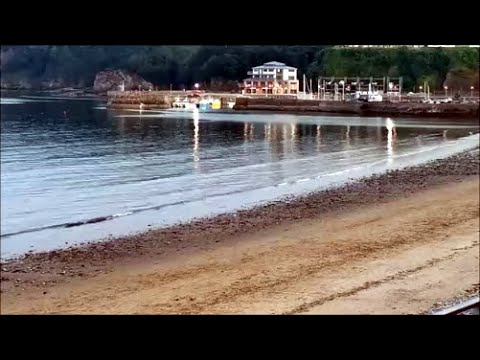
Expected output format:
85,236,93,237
1,148,479,314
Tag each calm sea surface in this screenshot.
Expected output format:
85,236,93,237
1,93,478,259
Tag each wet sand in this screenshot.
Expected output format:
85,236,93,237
1,148,479,314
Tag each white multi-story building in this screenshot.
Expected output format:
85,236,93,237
242,61,299,95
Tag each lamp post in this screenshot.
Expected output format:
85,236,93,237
471,86,474,98
444,85,448,98
194,83,200,90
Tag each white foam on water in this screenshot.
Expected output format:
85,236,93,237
1,97,30,105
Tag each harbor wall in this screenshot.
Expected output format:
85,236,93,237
107,91,240,110
107,91,173,109
106,91,479,118
233,97,479,118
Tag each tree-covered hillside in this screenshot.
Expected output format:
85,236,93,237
1,45,478,91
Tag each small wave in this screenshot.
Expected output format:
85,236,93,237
112,211,134,218
0,212,134,238
1,98,29,105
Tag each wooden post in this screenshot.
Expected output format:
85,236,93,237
303,74,306,99
386,76,390,101
399,76,403,101
318,78,320,100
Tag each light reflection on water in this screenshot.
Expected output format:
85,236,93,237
1,94,479,258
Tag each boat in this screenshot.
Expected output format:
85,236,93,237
172,96,198,109
199,99,211,111
171,91,226,111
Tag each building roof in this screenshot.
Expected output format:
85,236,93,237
253,61,296,70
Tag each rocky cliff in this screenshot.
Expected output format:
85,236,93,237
93,69,153,93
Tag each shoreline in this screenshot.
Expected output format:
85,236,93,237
1,87,105,99
1,147,478,297
2,173,478,314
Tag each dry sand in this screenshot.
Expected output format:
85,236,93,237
1,174,478,314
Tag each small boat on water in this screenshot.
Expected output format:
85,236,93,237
172,90,202,110
172,97,195,109
171,91,230,111
172,100,197,110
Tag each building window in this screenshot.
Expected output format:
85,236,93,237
290,89,297,94
289,69,295,72
288,76,295,80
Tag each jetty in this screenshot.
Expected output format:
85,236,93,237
107,91,239,110
107,90,479,119
233,97,480,118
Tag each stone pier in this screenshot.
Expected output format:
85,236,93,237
107,91,240,110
